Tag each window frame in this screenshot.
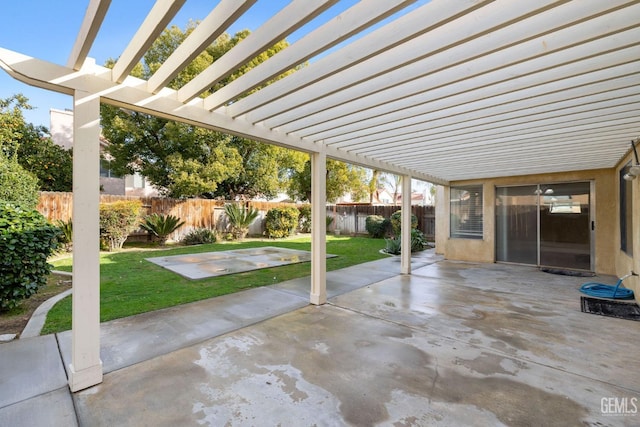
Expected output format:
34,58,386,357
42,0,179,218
620,163,633,255
450,185,484,239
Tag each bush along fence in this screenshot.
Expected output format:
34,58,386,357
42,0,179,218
327,204,435,240
37,192,435,243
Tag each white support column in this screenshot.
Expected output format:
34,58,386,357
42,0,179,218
310,150,327,305
400,175,412,275
69,90,103,392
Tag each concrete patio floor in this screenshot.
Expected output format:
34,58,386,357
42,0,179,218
1,251,639,426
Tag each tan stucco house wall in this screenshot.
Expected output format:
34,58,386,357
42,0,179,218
436,166,639,300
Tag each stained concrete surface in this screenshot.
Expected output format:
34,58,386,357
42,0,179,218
2,252,640,426
146,247,336,280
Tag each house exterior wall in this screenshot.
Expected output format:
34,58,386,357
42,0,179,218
50,108,74,150
100,177,125,195
436,169,620,276
614,151,640,298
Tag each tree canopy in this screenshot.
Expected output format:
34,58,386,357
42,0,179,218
287,158,369,203
0,153,39,209
0,94,72,193
101,23,307,199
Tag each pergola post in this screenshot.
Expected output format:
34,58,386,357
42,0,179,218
68,90,103,392
310,150,327,305
400,175,412,275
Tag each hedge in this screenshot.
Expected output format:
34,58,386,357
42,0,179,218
0,203,60,311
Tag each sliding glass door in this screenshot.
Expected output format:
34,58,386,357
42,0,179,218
539,182,591,270
496,186,538,264
496,182,592,271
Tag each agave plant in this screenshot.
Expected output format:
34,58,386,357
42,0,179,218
224,203,259,240
140,213,185,246
384,237,402,255
55,218,73,252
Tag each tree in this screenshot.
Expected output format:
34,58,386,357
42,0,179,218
376,173,402,205
209,137,306,200
0,94,72,192
0,153,39,209
369,169,381,204
101,23,302,199
17,123,72,192
287,158,370,203
0,94,30,158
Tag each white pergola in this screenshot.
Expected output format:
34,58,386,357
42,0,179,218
1,0,639,391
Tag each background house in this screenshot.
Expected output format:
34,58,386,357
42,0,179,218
49,108,160,197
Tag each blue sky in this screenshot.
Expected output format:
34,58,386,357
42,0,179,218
0,0,426,128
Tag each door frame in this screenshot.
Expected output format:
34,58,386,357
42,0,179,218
495,180,594,271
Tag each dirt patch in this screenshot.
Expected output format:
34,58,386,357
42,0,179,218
0,272,72,337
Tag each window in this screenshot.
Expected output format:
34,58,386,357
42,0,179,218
450,185,483,239
620,163,633,255
125,172,146,189
100,158,121,178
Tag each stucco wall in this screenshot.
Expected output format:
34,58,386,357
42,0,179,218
438,169,619,275
614,152,640,299
434,185,447,255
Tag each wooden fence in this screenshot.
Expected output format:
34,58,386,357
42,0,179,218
37,192,435,242
37,192,301,241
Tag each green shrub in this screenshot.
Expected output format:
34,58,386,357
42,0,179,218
265,207,299,238
384,237,401,255
0,154,39,210
224,203,259,240
0,203,60,311
365,215,390,238
55,218,73,252
411,228,427,252
298,204,311,233
140,213,185,246
383,229,426,255
181,228,217,245
390,210,418,237
99,200,142,251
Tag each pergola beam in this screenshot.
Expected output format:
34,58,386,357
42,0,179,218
335,55,640,151
177,0,339,103
67,0,111,70
305,74,640,142
278,5,640,136
147,0,257,93
0,48,439,185
226,0,494,119
111,0,186,83
203,0,417,111
245,0,567,125
3,1,638,186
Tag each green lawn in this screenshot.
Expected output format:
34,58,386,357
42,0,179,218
42,235,387,334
